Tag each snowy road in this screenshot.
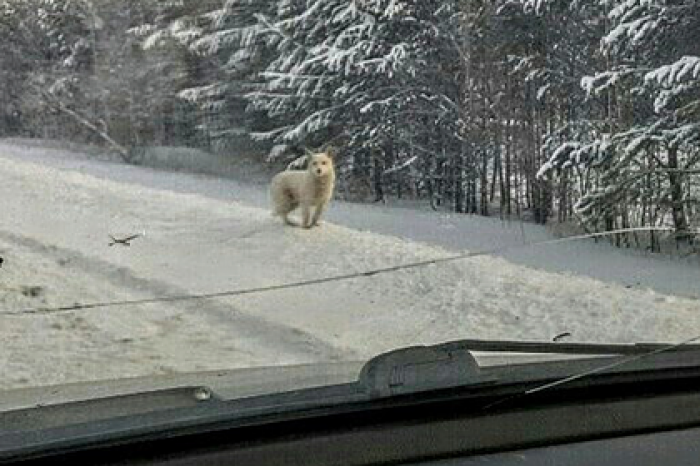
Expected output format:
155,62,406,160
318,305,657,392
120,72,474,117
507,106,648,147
1,142,699,390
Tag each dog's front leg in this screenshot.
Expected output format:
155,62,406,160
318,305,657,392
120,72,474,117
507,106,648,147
310,203,325,227
301,205,312,228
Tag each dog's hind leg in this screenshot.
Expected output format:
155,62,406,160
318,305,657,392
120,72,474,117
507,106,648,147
282,199,300,226
282,213,298,226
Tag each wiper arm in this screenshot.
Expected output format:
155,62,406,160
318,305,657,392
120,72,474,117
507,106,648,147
359,338,700,398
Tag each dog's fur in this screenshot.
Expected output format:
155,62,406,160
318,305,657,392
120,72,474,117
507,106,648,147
270,151,336,228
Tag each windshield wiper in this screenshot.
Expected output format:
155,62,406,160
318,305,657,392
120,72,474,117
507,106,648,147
428,338,700,355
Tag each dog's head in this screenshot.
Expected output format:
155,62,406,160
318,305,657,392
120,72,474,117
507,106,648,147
308,151,334,178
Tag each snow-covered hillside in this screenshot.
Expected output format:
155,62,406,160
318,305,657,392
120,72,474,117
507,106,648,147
1,142,699,391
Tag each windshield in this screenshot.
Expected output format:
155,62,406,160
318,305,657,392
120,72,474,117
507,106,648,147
0,0,698,398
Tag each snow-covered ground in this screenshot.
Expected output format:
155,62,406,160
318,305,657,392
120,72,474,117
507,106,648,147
4,138,699,299
1,140,699,391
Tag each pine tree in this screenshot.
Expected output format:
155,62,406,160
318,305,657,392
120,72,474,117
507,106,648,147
538,0,699,239
137,0,276,151
0,0,93,139
495,0,608,222
251,0,466,202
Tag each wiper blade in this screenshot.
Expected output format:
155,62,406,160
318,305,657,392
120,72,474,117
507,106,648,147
435,338,700,356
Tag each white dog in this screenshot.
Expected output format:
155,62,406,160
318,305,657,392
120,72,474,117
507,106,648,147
270,151,336,228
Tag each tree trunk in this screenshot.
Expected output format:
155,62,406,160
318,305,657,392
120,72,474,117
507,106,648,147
480,151,489,216
667,147,688,236
454,152,465,214
372,149,385,203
